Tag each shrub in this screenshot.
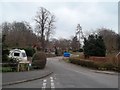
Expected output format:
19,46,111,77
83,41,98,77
2,49,10,62
2,58,18,72
24,47,36,57
32,52,46,69
2,67,13,72
2,49,9,55
69,57,119,72
69,58,98,69
98,62,115,71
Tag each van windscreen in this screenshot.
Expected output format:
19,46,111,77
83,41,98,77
14,53,20,56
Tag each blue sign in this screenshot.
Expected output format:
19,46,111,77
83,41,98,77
64,52,70,57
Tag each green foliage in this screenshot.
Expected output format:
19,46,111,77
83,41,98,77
32,52,47,69
2,57,18,72
2,48,18,72
2,49,10,62
1,67,13,72
2,34,8,49
2,49,9,55
83,34,106,57
24,47,36,57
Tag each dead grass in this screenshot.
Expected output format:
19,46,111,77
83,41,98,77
79,53,119,65
106,53,119,66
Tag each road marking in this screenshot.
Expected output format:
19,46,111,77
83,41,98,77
42,79,47,90
50,77,53,80
50,77,55,89
42,77,55,89
43,80,47,82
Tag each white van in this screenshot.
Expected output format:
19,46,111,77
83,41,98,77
9,49,27,62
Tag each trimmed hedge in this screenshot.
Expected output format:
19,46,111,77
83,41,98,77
69,58,98,69
69,57,120,72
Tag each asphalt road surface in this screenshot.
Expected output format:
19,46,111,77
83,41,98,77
3,57,118,88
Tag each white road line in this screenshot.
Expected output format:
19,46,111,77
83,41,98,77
50,77,55,89
51,82,55,88
43,79,47,83
51,79,54,82
50,77,53,80
42,79,47,90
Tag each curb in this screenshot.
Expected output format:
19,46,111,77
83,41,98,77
93,70,118,75
2,71,53,86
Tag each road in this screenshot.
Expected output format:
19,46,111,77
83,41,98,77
3,57,118,88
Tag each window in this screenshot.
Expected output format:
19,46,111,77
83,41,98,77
14,53,20,56
22,53,26,57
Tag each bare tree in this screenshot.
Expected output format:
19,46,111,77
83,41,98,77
98,28,118,54
45,15,55,42
34,7,55,51
71,36,80,51
1,21,38,48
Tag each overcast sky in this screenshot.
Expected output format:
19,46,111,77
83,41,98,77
0,0,119,39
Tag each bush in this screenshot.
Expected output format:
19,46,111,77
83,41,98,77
69,58,98,69
69,57,119,72
24,47,36,57
32,52,46,69
2,49,9,55
2,67,13,72
2,58,18,72
2,49,10,62
98,62,115,71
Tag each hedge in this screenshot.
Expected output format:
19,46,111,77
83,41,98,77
69,57,120,72
69,58,98,69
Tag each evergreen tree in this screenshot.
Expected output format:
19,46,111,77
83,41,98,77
83,34,106,57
